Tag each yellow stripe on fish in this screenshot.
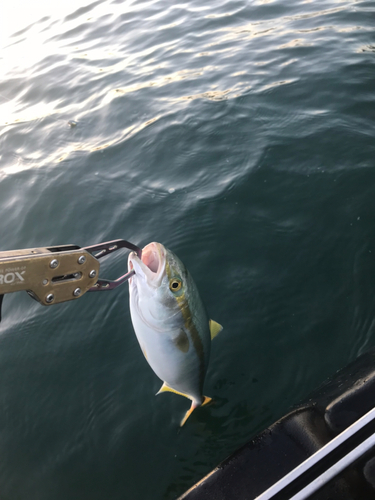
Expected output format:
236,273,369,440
165,258,206,392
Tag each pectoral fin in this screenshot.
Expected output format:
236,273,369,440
209,319,223,340
173,329,189,353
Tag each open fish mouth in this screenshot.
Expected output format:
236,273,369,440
128,242,166,285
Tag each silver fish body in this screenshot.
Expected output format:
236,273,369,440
127,242,221,425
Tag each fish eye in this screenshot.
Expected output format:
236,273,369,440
169,278,182,292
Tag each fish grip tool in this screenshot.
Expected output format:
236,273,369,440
85,239,141,291
0,239,141,320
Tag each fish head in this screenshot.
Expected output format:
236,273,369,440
128,242,166,297
127,242,189,325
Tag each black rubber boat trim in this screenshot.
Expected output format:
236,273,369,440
255,406,375,500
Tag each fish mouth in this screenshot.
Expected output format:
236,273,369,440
128,242,166,286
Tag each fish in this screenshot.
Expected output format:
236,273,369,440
127,242,222,426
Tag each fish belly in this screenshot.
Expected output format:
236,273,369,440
130,310,202,400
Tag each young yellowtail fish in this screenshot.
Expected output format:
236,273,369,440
128,242,222,426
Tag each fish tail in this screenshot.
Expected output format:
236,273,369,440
180,395,213,427
180,401,198,427
202,395,212,407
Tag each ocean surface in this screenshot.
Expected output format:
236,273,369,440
1,0,375,498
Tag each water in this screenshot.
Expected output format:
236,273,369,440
1,0,374,498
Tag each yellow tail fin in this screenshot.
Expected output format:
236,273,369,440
180,405,196,427
202,396,212,407
180,396,213,427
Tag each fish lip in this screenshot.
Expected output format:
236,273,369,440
128,242,166,287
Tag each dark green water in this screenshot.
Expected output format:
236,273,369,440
1,0,375,498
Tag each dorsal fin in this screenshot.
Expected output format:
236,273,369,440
209,319,223,340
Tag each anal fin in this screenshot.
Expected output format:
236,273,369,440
156,382,191,400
